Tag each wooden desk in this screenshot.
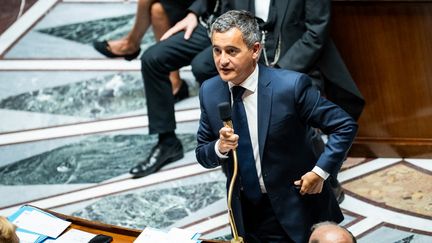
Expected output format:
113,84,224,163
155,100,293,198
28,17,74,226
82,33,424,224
42,208,227,243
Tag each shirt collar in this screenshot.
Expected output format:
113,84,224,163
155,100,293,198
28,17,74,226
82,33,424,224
228,65,259,94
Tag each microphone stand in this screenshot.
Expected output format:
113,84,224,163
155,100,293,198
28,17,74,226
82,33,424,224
223,121,244,243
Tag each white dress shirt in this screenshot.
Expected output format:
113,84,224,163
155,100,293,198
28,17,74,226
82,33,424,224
255,0,271,22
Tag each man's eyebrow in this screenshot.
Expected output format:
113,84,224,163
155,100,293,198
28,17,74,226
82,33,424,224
224,46,241,51
227,46,240,50
212,45,240,49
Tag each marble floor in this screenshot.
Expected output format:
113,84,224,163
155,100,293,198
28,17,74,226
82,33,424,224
0,1,431,242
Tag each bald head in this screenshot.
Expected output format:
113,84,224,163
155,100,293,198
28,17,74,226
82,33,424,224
309,222,356,243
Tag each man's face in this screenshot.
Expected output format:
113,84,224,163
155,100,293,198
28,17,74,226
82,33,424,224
211,28,260,85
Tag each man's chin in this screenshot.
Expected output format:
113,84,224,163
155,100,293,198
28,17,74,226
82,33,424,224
219,72,235,82
219,74,230,81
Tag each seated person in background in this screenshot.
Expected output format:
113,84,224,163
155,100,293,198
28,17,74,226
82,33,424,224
309,221,357,243
93,0,194,101
0,216,19,243
128,0,220,179
196,10,358,243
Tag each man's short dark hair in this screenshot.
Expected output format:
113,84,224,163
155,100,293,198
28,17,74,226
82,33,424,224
210,10,262,48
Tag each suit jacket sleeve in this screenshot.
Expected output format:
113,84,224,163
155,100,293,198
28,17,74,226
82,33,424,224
188,0,217,17
195,84,226,169
277,0,331,72
295,74,358,176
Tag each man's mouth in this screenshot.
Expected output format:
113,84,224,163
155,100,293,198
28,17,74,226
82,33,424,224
220,68,232,73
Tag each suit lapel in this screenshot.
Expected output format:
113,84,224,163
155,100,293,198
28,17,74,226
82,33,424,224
257,65,272,159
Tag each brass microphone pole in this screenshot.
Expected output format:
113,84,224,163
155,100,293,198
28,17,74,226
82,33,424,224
219,102,244,243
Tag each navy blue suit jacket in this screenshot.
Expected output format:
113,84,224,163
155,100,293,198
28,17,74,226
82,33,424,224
196,65,357,242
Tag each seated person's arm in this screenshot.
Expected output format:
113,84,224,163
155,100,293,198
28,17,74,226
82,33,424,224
161,0,212,40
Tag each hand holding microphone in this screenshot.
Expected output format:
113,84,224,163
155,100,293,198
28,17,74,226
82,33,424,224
218,127,239,153
218,102,239,154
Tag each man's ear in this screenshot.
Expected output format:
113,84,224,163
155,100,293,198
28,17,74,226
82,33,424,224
252,42,262,60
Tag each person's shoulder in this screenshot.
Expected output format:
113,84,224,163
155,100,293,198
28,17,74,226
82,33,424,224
276,67,304,80
261,66,316,99
261,65,304,80
201,75,225,91
262,66,307,88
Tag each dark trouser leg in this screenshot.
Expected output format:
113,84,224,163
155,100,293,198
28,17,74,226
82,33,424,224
131,25,211,179
141,25,211,134
241,194,295,243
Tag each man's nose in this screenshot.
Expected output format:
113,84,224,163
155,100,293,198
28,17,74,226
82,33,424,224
220,52,230,66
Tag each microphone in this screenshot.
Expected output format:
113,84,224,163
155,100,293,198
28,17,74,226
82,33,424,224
217,102,244,243
218,102,233,129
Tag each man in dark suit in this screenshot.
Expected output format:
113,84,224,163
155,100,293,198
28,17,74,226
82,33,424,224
219,0,364,203
196,10,357,242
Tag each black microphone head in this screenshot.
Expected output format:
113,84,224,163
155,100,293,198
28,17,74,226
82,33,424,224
218,102,231,121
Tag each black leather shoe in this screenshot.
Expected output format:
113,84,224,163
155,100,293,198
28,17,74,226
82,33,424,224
93,40,141,61
174,80,189,103
130,140,183,178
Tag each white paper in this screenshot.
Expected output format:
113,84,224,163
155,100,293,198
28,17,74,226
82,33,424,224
134,227,198,243
48,229,96,242
16,231,40,243
12,210,71,238
134,227,169,243
167,228,197,240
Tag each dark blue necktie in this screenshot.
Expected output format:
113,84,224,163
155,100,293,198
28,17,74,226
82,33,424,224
231,86,262,203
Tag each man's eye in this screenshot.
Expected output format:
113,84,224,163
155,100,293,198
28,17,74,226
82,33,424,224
228,49,237,55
